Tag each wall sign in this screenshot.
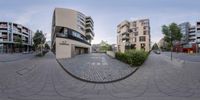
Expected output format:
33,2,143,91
59,41,69,45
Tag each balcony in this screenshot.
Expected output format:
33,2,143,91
85,32,94,39
120,21,129,28
85,21,93,27
85,17,94,23
22,29,28,34
189,32,196,36
2,35,7,39
85,27,93,32
122,35,129,40
0,24,7,29
188,36,196,39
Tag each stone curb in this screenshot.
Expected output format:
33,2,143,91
56,59,139,84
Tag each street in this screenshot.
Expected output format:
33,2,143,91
0,52,200,100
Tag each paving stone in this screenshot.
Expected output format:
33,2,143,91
58,53,136,82
0,52,200,100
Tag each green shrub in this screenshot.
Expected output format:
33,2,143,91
116,52,128,63
115,50,148,66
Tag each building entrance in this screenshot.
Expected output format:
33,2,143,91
75,47,88,55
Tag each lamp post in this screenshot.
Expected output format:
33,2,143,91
196,41,198,54
170,30,172,61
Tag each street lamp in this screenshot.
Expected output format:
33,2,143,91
196,41,199,54
170,30,172,61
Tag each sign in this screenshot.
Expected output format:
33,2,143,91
59,41,69,45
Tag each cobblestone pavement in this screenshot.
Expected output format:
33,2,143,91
0,52,200,100
162,52,200,62
58,53,136,82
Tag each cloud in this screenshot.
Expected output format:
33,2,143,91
15,10,39,25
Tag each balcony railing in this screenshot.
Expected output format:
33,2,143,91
22,29,28,33
0,24,7,29
122,35,129,40
85,27,93,32
85,21,93,27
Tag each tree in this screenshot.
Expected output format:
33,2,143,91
15,37,23,52
152,43,159,50
44,43,50,50
162,23,182,50
99,40,112,52
33,30,46,51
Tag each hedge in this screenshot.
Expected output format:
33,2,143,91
115,50,148,66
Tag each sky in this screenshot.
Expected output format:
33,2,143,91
0,0,200,44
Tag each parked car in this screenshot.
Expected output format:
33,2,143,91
22,51,29,54
154,50,161,54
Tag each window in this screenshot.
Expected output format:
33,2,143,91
143,31,147,35
77,25,84,32
63,28,68,36
141,43,145,50
135,32,138,36
77,20,85,26
133,37,136,42
139,36,146,41
128,29,132,33
72,31,85,40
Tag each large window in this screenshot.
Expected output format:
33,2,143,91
140,43,146,50
139,36,146,42
143,31,146,35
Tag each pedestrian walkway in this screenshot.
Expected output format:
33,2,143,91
58,53,136,83
0,52,200,100
0,53,34,62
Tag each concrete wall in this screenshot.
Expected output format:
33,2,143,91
56,37,91,59
54,8,85,35
106,51,115,58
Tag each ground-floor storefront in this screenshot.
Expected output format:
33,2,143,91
54,38,91,59
0,43,31,53
173,43,200,53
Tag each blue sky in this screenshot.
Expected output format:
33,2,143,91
0,0,200,44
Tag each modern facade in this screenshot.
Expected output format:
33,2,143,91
51,8,94,59
117,19,151,53
179,22,190,44
175,21,200,53
158,38,168,50
0,22,33,53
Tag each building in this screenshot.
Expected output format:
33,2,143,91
158,38,168,50
177,21,200,53
51,8,94,59
91,44,100,53
111,44,117,52
0,22,33,53
179,22,190,44
117,19,151,53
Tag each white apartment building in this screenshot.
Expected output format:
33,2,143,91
117,19,151,53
